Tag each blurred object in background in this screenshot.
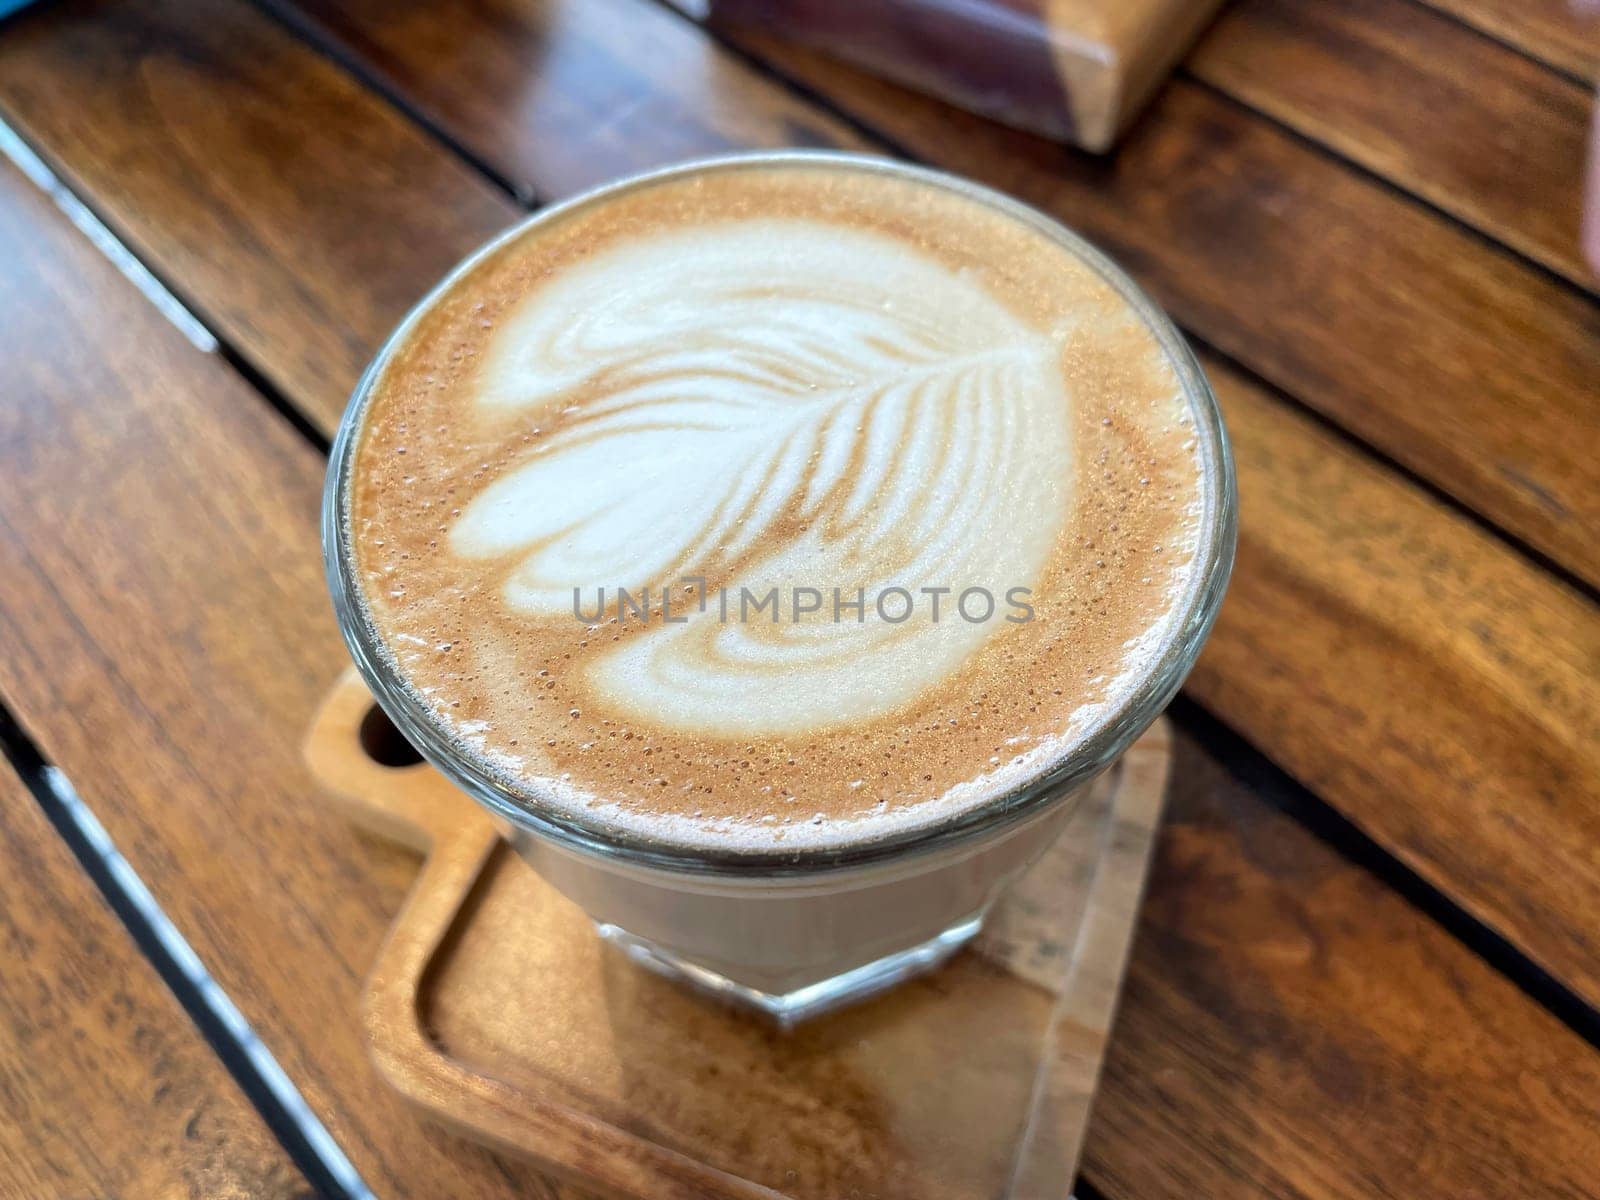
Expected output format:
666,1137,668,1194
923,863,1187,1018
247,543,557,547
703,0,1225,150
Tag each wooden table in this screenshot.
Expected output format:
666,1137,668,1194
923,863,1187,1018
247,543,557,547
0,0,1595,1196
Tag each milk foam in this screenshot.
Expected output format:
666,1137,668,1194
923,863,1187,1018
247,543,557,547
346,159,1211,852
450,219,1072,735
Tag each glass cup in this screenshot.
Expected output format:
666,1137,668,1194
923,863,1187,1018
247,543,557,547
324,152,1236,1024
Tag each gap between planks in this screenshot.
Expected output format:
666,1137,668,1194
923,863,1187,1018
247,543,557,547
1403,0,1598,88
0,116,374,1200
1175,71,1598,305
0,698,374,1200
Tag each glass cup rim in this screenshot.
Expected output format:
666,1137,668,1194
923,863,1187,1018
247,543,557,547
323,150,1237,878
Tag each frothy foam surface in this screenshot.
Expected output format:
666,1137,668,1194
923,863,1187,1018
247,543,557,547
345,159,1210,853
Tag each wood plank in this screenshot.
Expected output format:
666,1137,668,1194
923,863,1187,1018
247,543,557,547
0,5,1596,1200
4,142,1597,1200
1188,0,1596,287
262,0,872,198
220,0,1600,1012
1414,0,1600,82
1195,355,1600,1007
0,0,518,434
0,131,568,1200
0,763,309,1200
1093,727,1600,1200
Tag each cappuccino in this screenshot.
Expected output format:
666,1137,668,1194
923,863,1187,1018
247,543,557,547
341,157,1211,856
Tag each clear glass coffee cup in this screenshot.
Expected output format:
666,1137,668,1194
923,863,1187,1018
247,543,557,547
324,152,1236,1024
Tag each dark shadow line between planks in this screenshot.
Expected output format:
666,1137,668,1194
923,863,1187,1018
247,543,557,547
1400,0,1596,90
1201,335,1600,609
248,0,541,209
221,341,334,456
1168,696,1600,1053
1178,71,1600,303
0,699,372,1200
0,110,337,459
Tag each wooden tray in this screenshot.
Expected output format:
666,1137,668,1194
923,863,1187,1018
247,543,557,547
305,669,1171,1200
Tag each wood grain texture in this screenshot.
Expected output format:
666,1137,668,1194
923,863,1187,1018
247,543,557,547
1189,0,1596,287
265,0,873,197
0,764,309,1200
1196,356,1600,1007
0,0,519,434
1089,727,1600,1200
0,130,576,1200
0,7,1595,1199
707,30,1600,588
1414,0,1600,81
244,0,1600,1010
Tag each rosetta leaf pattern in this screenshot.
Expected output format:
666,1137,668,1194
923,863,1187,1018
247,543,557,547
451,220,1071,734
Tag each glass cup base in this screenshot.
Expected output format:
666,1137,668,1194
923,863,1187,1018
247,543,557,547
594,912,986,1027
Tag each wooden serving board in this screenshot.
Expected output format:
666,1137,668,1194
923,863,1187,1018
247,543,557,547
305,669,1171,1200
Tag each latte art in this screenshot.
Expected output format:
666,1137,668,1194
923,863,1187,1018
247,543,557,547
451,220,1072,734
345,159,1210,851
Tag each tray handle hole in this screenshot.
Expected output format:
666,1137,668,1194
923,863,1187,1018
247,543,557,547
360,704,424,768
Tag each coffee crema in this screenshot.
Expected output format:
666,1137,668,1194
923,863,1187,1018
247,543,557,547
343,158,1210,852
